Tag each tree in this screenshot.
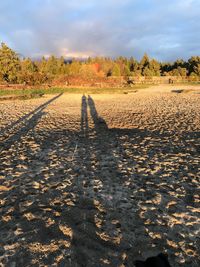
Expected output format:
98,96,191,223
194,64,200,76
18,58,39,85
142,67,154,77
140,53,151,76
178,67,187,77
38,56,47,74
100,60,113,77
112,63,121,76
129,57,139,72
79,64,97,78
45,55,59,75
0,42,21,83
174,59,185,68
123,65,131,76
188,56,200,76
160,62,173,76
67,60,81,75
140,53,150,69
21,58,38,74
0,41,199,84
56,56,66,75
149,59,161,76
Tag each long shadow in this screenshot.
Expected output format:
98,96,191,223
88,95,108,130
80,95,89,137
85,96,200,266
0,93,62,138
0,94,63,152
68,95,130,266
0,94,199,266
0,94,127,266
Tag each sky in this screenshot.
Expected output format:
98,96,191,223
0,0,199,61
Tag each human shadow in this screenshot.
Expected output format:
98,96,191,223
0,94,129,266
68,95,131,266
0,94,62,136
0,94,199,266
0,94,63,151
80,95,89,138
88,95,108,130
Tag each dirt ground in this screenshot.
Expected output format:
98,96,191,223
0,86,200,266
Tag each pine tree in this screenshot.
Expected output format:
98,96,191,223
45,55,58,75
140,53,151,76
21,58,38,74
188,56,200,76
0,43,21,83
140,53,150,69
112,63,121,76
149,59,161,76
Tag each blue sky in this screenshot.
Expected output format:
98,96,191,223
0,0,199,61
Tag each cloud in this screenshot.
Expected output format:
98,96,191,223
0,0,199,61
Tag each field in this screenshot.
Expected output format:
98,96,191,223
0,85,200,266
0,85,149,98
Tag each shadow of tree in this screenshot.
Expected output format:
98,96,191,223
0,94,199,266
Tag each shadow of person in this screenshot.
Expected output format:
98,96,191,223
0,94,63,137
80,95,89,138
88,95,108,131
0,94,129,266
68,95,159,266
1,94,197,266
66,95,129,266
0,93,63,151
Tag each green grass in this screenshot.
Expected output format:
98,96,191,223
0,85,149,97
172,81,200,86
0,88,44,97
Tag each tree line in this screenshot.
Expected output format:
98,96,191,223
0,42,199,85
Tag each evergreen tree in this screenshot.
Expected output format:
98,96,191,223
57,56,66,74
0,41,199,84
188,56,200,76
112,63,121,76
0,43,21,82
129,57,139,72
140,53,151,76
67,60,81,75
149,59,161,76
140,53,150,69
45,55,59,75
21,58,38,73
142,67,154,76
123,65,131,76
38,56,47,74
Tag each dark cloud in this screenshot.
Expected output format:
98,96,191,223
0,0,199,61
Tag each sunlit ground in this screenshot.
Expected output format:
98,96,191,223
0,89,200,266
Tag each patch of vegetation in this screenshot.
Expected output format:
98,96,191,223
173,81,200,85
0,88,44,97
0,43,199,86
0,85,149,97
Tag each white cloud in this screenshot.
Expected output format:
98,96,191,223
0,0,199,60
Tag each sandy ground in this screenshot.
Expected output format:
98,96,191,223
0,86,200,266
